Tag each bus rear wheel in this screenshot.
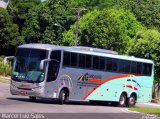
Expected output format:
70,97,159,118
127,94,136,107
58,90,68,105
29,96,36,102
119,93,127,107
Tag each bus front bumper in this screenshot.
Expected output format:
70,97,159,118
10,84,45,97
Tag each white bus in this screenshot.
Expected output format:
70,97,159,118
4,44,154,107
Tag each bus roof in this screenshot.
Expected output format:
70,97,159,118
18,44,154,64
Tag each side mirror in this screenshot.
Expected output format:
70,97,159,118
40,59,51,70
3,56,15,65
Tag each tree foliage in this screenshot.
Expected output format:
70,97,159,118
0,8,24,55
63,9,144,54
8,0,41,34
113,0,160,31
22,0,74,44
70,0,113,10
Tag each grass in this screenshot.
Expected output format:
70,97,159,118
129,108,160,116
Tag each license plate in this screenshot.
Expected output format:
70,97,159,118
20,91,28,95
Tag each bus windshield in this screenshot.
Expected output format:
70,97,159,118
12,48,48,83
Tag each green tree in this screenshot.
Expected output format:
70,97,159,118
0,8,24,55
70,0,113,10
113,0,160,31
8,0,41,34
63,9,144,54
23,0,74,44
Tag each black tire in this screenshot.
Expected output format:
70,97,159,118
119,93,127,107
29,96,36,102
58,90,68,105
127,94,136,107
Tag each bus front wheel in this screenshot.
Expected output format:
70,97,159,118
58,90,68,105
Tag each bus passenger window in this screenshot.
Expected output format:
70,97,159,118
63,52,70,66
79,54,86,68
106,58,113,71
119,60,125,72
131,61,137,74
124,61,131,73
137,62,142,74
86,55,92,69
112,59,118,71
71,53,78,67
143,63,152,76
93,56,99,69
99,57,105,70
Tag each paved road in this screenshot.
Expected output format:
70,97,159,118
0,83,159,119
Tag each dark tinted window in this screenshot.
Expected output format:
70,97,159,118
70,53,77,67
112,59,118,71
63,52,70,66
106,58,113,71
124,61,131,73
93,56,99,69
119,60,125,72
99,57,105,70
137,62,142,74
50,50,61,62
143,63,152,76
79,54,86,68
48,51,61,82
86,55,92,69
131,62,137,74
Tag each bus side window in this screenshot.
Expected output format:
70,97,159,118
124,60,131,73
63,52,70,66
70,53,78,67
119,60,125,73
106,58,113,71
93,56,99,69
112,59,118,71
99,57,105,70
143,63,152,76
86,55,92,69
47,51,61,82
78,54,86,68
131,61,137,74
137,62,142,75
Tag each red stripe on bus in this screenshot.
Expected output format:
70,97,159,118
83,75,129,100
88,79,102,83
124,85,138,91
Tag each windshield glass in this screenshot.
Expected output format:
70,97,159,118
12,48,48,83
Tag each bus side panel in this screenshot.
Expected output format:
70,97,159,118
58,67,153,103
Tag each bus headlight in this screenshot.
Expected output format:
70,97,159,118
32,86,44,90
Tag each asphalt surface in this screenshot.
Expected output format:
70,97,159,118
0,83,159,119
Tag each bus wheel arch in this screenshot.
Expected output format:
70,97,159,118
119,92,127,107
127,92,137,107
58,87,69,105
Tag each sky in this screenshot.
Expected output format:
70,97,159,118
41,0,46,2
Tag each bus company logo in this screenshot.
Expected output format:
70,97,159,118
78,73,102,83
